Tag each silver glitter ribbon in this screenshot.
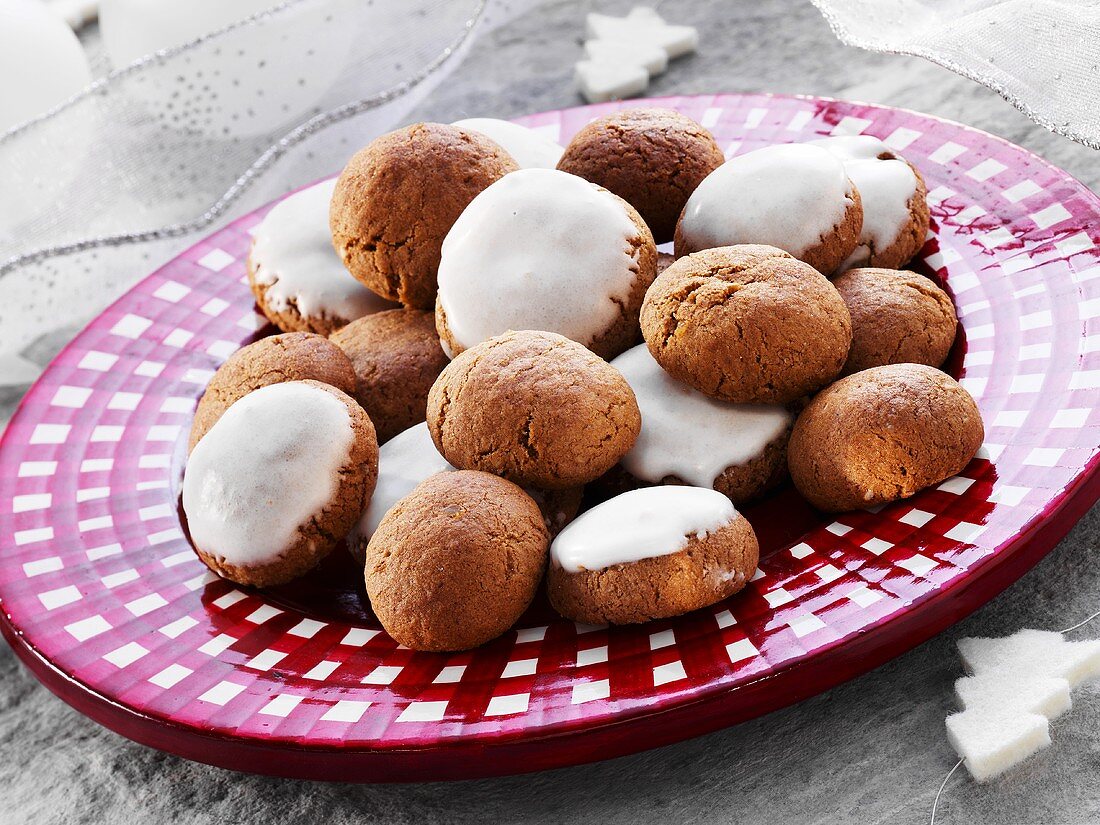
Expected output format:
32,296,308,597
0,0,540,362
812,0,1100,151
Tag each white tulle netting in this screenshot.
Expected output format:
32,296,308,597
0,0,541,361
811,0,1100,149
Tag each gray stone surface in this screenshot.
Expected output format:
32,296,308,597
3,1,1100,823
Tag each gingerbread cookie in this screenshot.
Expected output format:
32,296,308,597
188,332,357,451
183,380,379,587
365,470,549,651
353,423,583,565
556,108,725,243
788,363,984,512
247,179,396,336
834,267,957,375
435,168,657,360
426,330,641,489
547,486,759,625
640,245,852,404
675,143,863,274
810,135,930,271
330,123,518,309
451,117,564,168
329,308,450,443
610,344,793,504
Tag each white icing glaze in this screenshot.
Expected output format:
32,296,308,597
551,486,738,573
357,422,455,546
437,168,642,351
249,178,394,322
451,118,564,169
810,135,919,269
611,344,792,487
679,143,855,257
182,382,354,567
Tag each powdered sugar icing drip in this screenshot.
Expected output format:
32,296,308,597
810,135,919,270
678,143,855,256
436,168,642,351
551,486,737,573
182,382,354,567
249,179,395,323
611,345,791,487
451,118,564,169
356,422,455,555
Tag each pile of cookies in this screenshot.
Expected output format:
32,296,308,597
181,109,983,652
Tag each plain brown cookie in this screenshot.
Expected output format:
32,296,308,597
556,108,726,244
426,330,642,489
330,123,518,309
434,178,658,362
547,507,759,625
329,308,450,443
640,245,852,404
787,363,984,512
365,470,549,651
834,267,957,375
188,332,357,452
191,380,380,588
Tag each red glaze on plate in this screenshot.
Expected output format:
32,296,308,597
3,93,1100,781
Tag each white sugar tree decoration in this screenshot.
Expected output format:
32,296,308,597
932,619,1100,822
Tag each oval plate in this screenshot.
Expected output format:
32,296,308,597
4,93,1100,782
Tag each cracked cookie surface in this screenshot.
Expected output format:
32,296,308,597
330,308,450,443
426,330,642,489
787,363,983,512
556,107,725,244
329,123,518,309
834,267,957,375
365,470,548,651
640,245,852,404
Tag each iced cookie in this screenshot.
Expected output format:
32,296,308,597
640,245,852,404
610,344,793,504
329,308,449,443
547,486,759,625
247,179,396,336
451,117,564,169
330,123,518,309
834,267,957,375
427,330,642,489
183,381,379,587
556,108,725,243
810,135,929,271
435,167,657,360
675,143,863,274
188,332,357,451
352,422,581,565
788,364,984,512
365,470,549,651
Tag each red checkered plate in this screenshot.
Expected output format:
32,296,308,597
4,93,1100,782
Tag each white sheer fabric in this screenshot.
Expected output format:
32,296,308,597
0,0,540,360
812,0,1100,149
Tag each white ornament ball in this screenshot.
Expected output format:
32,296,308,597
0,0,91,134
